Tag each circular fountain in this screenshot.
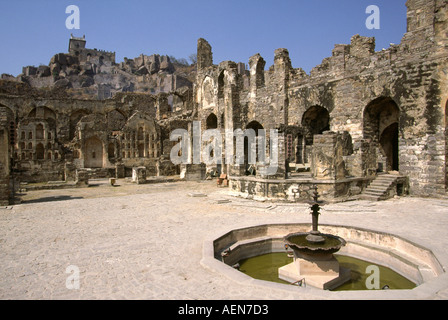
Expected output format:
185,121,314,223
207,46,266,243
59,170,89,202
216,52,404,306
203,187,445,297
279,186,351,290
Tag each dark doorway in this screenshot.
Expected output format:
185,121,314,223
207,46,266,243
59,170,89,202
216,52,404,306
245,121,264,175
380,123,399,171
206,113,218,130
84,137,103,168
364,97,400,173
301,106,330,163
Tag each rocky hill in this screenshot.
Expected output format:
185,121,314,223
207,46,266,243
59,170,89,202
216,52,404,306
1,36,196,100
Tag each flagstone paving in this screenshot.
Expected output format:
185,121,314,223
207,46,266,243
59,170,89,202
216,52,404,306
1,179,447,300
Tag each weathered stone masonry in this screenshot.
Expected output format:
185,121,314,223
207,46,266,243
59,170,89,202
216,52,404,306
0,105,11,205
194,0,448,199
0,0,447,205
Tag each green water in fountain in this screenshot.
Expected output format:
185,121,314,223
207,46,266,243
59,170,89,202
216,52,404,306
238,252,417,291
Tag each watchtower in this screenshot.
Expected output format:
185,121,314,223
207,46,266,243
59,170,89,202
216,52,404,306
69,34,86,54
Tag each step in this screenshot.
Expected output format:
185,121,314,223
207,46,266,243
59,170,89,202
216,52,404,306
361,174,405,201
372,180,396,185
366,186,389,191
363,193,384,198
364,190,384,196
365,185,390,191
359,194,380,201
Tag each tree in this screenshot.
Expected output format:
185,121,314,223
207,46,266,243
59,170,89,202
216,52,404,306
189,54,197,65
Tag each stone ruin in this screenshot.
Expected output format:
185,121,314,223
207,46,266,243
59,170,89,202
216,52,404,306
0,0,447,205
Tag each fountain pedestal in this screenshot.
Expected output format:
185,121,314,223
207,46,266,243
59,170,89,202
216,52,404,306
279,186,351,290
278,242,351,290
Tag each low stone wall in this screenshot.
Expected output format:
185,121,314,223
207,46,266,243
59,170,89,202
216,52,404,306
228,175,372,202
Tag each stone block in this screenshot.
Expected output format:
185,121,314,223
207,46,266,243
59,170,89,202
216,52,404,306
132,166,147,184
184,164,206,181
75,170,89,187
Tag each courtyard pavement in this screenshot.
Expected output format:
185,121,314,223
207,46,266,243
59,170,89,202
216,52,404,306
1,178,448,300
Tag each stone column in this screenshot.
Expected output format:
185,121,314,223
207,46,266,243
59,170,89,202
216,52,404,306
197,38,213,71
115,163,125,179
311,132,347,180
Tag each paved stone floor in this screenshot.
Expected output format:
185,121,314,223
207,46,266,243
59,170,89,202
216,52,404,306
1,179,448,300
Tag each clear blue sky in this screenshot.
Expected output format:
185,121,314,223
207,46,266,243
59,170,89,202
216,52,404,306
0,0,407,76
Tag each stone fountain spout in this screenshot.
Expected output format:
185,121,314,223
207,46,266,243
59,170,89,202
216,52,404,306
278,185,351,290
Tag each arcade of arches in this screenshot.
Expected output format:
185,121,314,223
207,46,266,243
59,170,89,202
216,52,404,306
1,0,447,205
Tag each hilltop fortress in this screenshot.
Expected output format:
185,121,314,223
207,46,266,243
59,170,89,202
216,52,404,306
1,0,448,205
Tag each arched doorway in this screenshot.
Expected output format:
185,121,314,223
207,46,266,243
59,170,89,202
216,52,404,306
206,113,218,130
205,113,220,172
380,123,399,171
108,143,115,160
36,143,45,160
245,121,264,175
364,97,400,173
84,137,103,168
301,106,330,164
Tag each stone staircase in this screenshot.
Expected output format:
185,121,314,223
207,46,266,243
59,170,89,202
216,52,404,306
360,173,408,201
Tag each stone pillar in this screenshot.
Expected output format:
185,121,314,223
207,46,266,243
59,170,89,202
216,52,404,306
75,169,89,187
197,38,213,71
249,54,266,95
311,132,347,180
184,164,206,181
64,162,77,182
115,163,125,179
132,166,147,184
275,132,287,179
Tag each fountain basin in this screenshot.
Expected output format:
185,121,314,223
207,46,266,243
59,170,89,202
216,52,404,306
201,223,445,297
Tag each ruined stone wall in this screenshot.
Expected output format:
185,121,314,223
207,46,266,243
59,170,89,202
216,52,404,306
0,106,11,205
0,0,446,198
194,0,448,197
0,84,193,182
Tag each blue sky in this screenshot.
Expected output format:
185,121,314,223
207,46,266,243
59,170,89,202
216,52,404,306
0,0,407,76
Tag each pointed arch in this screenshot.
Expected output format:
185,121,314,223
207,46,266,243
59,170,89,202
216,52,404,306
363,97,400,172
206,113,218,130
302,105,330,140
301,105,330,163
